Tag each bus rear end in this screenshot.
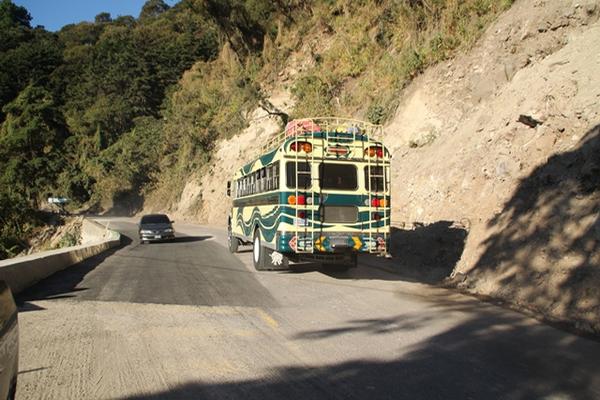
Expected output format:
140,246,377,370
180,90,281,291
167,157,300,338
275,118,391,268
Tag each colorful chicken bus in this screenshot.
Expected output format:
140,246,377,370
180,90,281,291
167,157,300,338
226,117,391,271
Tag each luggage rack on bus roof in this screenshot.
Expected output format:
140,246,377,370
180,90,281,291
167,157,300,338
261,117,383,153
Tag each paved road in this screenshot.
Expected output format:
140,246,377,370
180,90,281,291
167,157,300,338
15,218,600,399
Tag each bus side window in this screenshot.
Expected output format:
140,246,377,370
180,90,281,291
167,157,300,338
255,171,259,194
273,161,280,190
257,170,262,193
267,165,273,191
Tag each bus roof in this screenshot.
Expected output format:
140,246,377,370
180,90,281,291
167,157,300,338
233,117,388,179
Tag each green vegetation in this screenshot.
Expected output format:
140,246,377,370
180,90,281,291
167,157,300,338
0,0,513,258
56,230,79,249
285,0,515,121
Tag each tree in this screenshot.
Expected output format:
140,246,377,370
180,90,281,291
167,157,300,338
94,12,112,24
0,84,68,206
0,0,31,33
0,1,62,120
139,0,170,20
113,15,136,28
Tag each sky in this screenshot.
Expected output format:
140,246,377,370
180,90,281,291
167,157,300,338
13,0,179,32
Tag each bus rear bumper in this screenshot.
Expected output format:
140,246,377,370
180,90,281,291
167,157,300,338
277,231,389,254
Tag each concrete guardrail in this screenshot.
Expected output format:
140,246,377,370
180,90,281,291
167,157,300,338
0,218,120,294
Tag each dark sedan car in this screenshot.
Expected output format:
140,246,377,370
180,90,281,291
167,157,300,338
0,281,18,400
138,214,175,243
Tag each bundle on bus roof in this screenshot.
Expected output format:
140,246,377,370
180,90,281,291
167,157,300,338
264,117,382,153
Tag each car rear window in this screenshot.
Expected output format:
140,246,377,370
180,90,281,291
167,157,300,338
141,215,170,224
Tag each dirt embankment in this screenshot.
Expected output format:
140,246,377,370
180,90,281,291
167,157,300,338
172,0,600,332
20,215,83,256
385,0,600,332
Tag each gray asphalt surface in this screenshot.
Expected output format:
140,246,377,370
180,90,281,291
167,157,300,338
15,219,600,400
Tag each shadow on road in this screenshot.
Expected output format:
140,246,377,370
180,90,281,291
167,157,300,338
288,221,468,284
16,234,133,309
458,123,600,331
143,235,213,244
117,293,600,400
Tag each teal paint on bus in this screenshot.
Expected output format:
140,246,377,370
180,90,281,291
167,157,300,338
259,148,278,166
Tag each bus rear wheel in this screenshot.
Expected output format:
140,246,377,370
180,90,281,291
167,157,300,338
228,225,239,253
253,230,288,271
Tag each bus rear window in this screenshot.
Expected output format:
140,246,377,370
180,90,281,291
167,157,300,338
319,163,357,190
286,162,311,188
364,166,387,192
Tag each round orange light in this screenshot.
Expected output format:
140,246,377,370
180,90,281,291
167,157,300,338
379,199,387,207
288,195,296,205
302,143,312,153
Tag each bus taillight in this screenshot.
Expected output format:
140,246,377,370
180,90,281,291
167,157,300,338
368,198,387,207
373,212,382,221
291,141,313,153
365,146,383,158
289,195,306,205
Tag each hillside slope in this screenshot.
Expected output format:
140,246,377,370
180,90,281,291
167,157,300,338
163,0,599,332
386,0,600,332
